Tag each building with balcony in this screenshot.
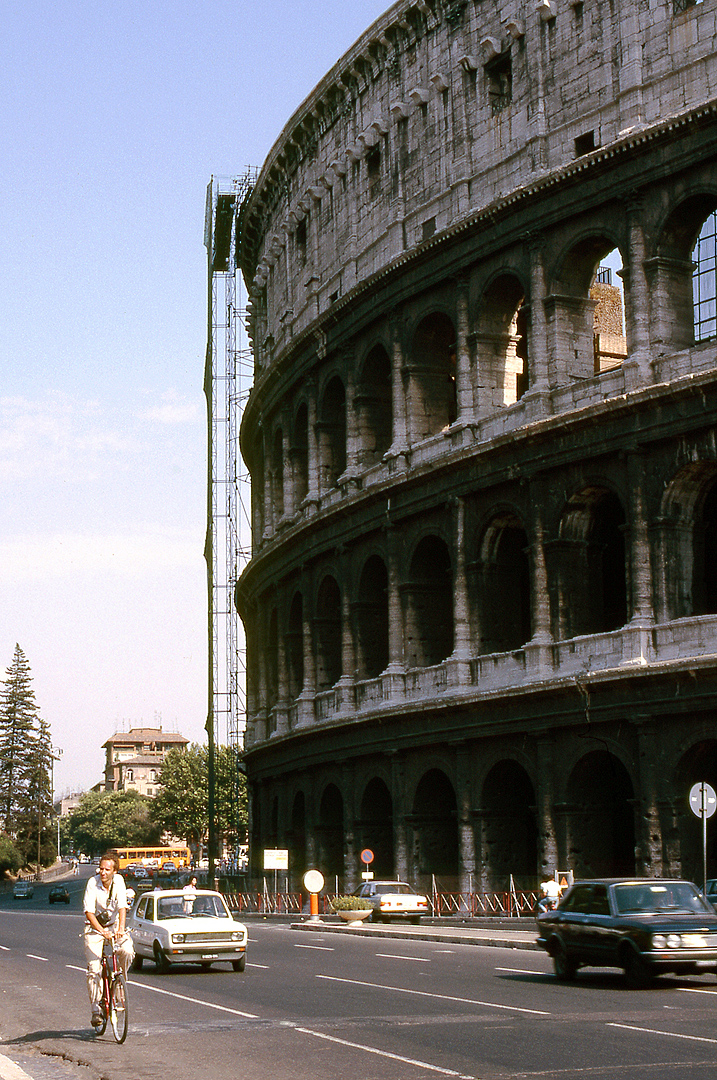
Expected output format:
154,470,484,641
236,0,717,893
103,727,188,797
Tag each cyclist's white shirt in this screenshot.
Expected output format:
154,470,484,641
83,873,128,930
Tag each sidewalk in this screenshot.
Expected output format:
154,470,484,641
289,915,540,951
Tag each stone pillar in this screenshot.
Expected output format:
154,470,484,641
336,547,356,713
342,765,358,892
451,497,472,664
635,721,664,878
274,596,290,736
383,522,406,683
454,275,474,422
456,748,476,898
526,235,550,397
644,255,696,358
341,356,362,488
387,311,409,464
262,429,274,541
622,195,653,388
627,450,655,626
528,479,552,644
536,738,559,879
305,377,320,511
296,567,316,726
282,417,295,520
391,755,409,883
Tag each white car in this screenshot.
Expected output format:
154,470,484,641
353,880,429,923
127,889,247,972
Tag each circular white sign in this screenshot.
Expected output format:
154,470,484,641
689,782,717,819
303,869,325,893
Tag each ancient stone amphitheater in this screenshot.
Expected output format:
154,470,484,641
236,0,717,893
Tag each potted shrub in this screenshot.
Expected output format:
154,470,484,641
330,895,373,924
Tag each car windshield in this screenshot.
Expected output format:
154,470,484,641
613,882,711,915
377,884,412,895
157,895,230,920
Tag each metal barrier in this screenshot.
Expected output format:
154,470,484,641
220,888,540,918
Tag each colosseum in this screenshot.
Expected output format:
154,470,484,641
235,0,717,896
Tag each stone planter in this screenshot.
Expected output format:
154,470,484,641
337,908,372,925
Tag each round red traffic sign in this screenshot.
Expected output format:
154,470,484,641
360,848,374,864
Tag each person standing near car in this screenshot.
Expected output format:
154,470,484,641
83,851,134,1028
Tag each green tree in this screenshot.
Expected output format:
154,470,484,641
66,789,160,854
0,645,43,839
151,743,247,852
15,716,55,866
0,832,22,876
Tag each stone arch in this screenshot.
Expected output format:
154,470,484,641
481,760,537,891
355,554,389,679
411,768,459,888
547,233,624,384
564,750,635,878
293,402,309,506
315,575,342,689
356,343,392,467
406,312,457,442
359,777,394,878
673,739,717,884
318,376,346,489
286,591,304,700
553,487,627,638
318,782,344,880
404,535,453,668
475,273,527,409
656,462,717,620
653,193,717,352
477,511,531,653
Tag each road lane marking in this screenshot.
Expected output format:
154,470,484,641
26,954,48,962
294,944,334,951
0,945,10,951
316,975,550,1015
295,1027,477,1078
66,965,258,1018
678,987,717,996
495,967,544,975
376,953,431,962
0,1052,36,1080
608,1023,717,1045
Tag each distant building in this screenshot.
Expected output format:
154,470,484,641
55,792,84,817
103,727,188,796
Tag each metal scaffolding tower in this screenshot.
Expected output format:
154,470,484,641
203,171,256,878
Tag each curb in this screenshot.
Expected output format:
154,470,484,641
289,919,540,951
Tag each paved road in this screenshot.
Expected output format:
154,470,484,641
3,877,717,1079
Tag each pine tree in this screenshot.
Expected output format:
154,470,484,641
0,645,42,838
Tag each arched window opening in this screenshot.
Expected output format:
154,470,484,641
482,761,537,891
404,536,453,667
675,742,717,882
286,592,304,700
590,248,626,373
290,791,307,888
271,428,284,520
476,275,527,408
555,489,627,638
293,404,309,506
478,514,531,653
356,345,392,467
359,778,393,878
694,480,717,615
565,751,635,878
656,463,717,620
694,210,717,343
548,236,623,385
318,377,346,488
318,784,344,879
411,769,459,889
355,555,389,679
407,313,457,441
315,575,342,689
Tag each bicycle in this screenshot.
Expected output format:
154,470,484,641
94,937,129,1043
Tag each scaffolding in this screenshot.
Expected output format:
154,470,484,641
203,170,256,874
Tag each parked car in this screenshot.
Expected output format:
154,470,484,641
352,880,429,923
48,884,71,905
13,880,34,899
160,861,177,874
127,889,247,972
704,879,717,910
536,878,717,988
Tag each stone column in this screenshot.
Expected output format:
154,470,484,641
454,275,474,422
451,497,472,665
342,765,358,893
627,450,655,627
526,235,550,397
536,738,559,879
387,311,409,465
274,595,290,736
622,195,653,388
336,547,356,714
391,755,409,883
305,377,320,511
456,747,476,899
341,354,362,489
296,567,316,726
262,428,274,541
383,521,406,694
281,417,295,520
635,721,664,878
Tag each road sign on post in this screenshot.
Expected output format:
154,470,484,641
689,782,716,893
360,848,374,881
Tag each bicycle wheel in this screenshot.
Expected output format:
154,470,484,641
109,973,128,1043
95,974,109,1035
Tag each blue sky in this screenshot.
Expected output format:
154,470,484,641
1,1,389,795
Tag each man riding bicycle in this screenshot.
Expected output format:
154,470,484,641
83,851,134,1028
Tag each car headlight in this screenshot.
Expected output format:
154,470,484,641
666,934,682,949
231,931,242,941
172,933,185,944
652,934,666,949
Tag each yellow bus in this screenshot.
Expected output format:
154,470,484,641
114,846,191,871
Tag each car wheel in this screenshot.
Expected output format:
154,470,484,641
131,954,144,972
232,955,246,972
552,942,577,981
153,943,170,974
623,949,652,990
200,962,212,971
